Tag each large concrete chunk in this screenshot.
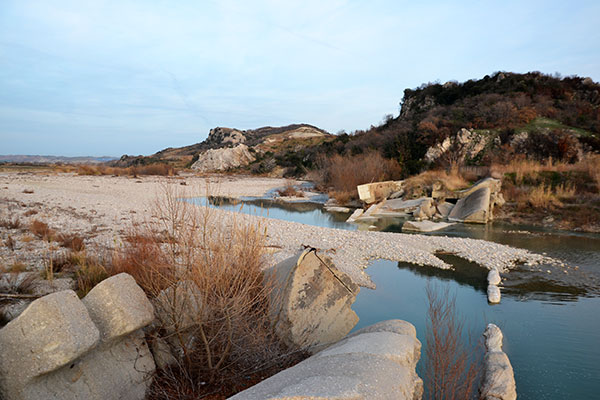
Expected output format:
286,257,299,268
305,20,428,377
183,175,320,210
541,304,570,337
0,275,156,400
24,331,155,400
83,273,155,342
481,324,516,400
268,249,360,351
402,220,454,233
230,319,423,400
448,187,491,223
0,290,100,399
357,181,403,204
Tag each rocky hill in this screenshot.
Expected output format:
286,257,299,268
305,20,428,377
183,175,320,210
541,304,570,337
311,72,600,176
112,124,333,175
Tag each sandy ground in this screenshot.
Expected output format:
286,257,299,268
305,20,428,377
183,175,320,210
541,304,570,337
0,172,554,288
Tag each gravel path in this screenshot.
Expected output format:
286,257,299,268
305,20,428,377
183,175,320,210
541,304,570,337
0,172,552,288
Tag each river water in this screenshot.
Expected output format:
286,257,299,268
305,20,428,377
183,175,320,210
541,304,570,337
199,196,600,399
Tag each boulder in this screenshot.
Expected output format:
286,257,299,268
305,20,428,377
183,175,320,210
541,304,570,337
345,208,364,223
191,143,255,172
0,274,156,400
402,220,455,233
487,269,501,286
229,320,423,400
413,198,436,220
266,249,359,351
357,181,403,204
487,284,501,304
448,187,491,224
481,324,517,400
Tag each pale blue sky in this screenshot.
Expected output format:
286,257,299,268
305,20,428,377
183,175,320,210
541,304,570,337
1,0,599,157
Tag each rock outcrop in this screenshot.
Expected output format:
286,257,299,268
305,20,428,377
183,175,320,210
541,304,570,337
0,273,155,400
191,143,255,172
448,178,504,224
481,324,517,400
266,249,360,352
230,319,423,400
424,128,491,164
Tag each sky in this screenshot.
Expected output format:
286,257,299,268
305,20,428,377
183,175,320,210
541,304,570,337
1,0,599,157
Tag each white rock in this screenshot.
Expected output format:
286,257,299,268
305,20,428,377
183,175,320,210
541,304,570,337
487,269,501,286
487,284,501,304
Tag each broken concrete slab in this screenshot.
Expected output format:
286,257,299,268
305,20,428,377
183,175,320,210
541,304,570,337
481,324,517,400
345,208,364,223
448,187,491,223
266,249,360,351
402,220,455,233
229,320,423,400
357,181,403,204
0,274,156,400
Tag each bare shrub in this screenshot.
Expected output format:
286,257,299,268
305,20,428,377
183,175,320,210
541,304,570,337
528,184,562,209
57,233,86,251
76,163,177,177
110,185,302,397
276,180,304,197
424,283,480,400
29,219,53,240
403,168,470,199
0,217,21,230
322,151,402,202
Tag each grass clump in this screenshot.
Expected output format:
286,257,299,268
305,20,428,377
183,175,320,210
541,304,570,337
29,219,53,241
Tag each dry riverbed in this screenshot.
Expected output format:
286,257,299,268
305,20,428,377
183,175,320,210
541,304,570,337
1,172,557,289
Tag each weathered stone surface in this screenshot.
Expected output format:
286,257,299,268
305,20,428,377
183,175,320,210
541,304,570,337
316,331,421,368
0,290,100,399
83,273,154,341
487,269,501,286
230,320,423,400
325,206,351,213
402,220,455,233
448,187,491,223
0,274,156,400
347,319,416,339
346,208,364,223
481,324,516,400
435,201,455,218
413,198,436,220
487,284,501,304
267,249,360,351
357,181,403,204
24,331,155,400
425,128,490,164
191,143,255,172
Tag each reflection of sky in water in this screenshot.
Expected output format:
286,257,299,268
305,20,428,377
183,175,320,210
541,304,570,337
353,260,600,400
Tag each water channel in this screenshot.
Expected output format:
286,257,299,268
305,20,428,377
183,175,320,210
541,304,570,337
195,195,600,399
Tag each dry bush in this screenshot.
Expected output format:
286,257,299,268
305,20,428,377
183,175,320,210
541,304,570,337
555,183,576,200
76,163,177,177
0,217,21,230
424,284,480,400
57,233,86,252
276,180,304,197
403,168,470,199
29,219,53,240
322,151,402,202
110,185,302,397
5,262,27,273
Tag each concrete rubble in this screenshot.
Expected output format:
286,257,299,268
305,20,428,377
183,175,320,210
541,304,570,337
0,273,155,400
480,324,517,400
265,248,360,352
230,319,423,400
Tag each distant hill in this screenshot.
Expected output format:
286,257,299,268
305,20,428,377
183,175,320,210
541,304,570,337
112,124,334,175
0,155,117,164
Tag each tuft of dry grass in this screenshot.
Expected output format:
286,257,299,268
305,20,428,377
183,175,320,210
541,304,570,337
527,184,562,209
5,262,27,273
0,217,22,230
5,235,16,251
29,219,53,241
321,151,402,203
276,180,304,197
76,163,177,177
424,283,480,400
23,209,38,217
57,233,86,252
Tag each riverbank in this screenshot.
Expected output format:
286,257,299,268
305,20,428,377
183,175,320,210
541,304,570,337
1,172,559,290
